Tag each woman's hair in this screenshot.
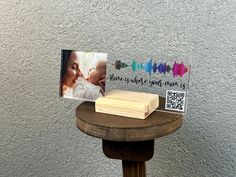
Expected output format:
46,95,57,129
60,50,73,96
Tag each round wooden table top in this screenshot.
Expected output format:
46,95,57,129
76,102,183,141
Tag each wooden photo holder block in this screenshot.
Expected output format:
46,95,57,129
95,90,159,119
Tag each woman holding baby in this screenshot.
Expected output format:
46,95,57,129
60,50,106,101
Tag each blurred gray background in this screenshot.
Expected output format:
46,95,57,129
0,0,235,176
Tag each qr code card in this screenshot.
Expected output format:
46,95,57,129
165,90,186,112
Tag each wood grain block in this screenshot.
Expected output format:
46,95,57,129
95,90,159,119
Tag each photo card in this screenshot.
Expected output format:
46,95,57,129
60,50,107,102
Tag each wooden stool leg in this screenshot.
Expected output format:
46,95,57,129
102,140,154,177
122,160,146,177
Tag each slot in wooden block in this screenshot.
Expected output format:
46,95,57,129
95,90,159,119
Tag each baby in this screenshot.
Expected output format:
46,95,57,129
73,61,106,101
88,61,106,86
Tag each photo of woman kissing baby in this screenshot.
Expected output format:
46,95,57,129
60,50,107,101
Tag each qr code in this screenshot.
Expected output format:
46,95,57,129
165,90,186,112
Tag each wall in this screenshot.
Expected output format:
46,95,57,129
0,0,235,176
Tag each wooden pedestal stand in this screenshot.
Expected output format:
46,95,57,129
76,102,182,177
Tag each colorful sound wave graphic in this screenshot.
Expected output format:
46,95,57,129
113,60,189,77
